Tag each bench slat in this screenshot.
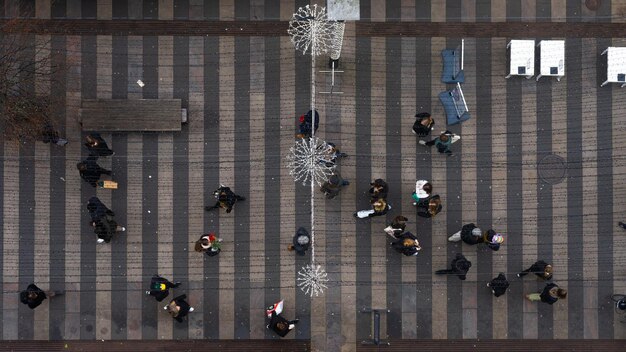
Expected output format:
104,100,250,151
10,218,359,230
80,99,183,131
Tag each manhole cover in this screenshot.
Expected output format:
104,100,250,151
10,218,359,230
538,154,567,184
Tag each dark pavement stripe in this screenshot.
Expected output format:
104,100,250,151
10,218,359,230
143,0,158,19
48,34,68,341
17,142,35,341
112,0,128,19
263,33,280,339
110,33,129,340
566,2,584,337
505,0,524,340
596,35,614,339
294,0,311,339
51,0,66,18
475,36,493,339
79,34,97,340
384,0,402,340
173,0,189,20
172,33,191,339
203,34,220,338
445,1,464,341
233,4,251,336
140,33,159,340
355,5,373,340
414,34,433,339
81,0,96,19
4,19,626,37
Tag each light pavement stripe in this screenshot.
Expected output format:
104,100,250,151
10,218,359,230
581,37,599,339
248,35,266,339
339,22,357,352
399,35,417,340
95,34,113,341
460,37,478,340
218,35,235,340
63,35,82,340
187,35,205,340
429,36,447,340
490,37,508,339
2,141,19,340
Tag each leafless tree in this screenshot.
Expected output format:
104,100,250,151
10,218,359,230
0,18,64,142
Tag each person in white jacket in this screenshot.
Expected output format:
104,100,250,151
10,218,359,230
412,180,432,205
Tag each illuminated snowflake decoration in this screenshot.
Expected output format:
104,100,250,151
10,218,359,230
286,137,336,186
297,263,329,297
288,4,341,56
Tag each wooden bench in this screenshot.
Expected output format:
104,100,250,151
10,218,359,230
80,99,187,132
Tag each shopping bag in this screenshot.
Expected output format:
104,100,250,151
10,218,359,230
98,180,118,189
266,300,284,318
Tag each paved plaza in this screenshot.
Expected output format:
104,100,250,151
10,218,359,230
2,0,626,351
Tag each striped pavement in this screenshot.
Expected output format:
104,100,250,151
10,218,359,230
1,0,626,351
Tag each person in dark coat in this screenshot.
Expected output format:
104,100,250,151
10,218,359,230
517,260,553,280
487,273,509,297
20,284,61,309
296,110,320,138
369,178,389,200
412,112,435,137
41,122,68,146
416,195,442,218
319,142,348,167
85,133,114,156
92,213,126,244
288,227,310,256
320,173,350,199
194,233,222,257
447,224,503,251
384,215,408,238
164,294,194,322
419,130,458,156
526,283,567,305
435,253,472,280
205,186,246,213
391,232,421,256
87,196,114,222
77,156,111,187
146,275,180,302
267,311,299,337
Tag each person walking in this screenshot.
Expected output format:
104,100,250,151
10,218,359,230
354,198,390,219
77,156,112,187
517,260,553,280
384,215,408,238
320,173,350,199
164,294,194,322
194,233,222,257
416,195,442,218
20,283,62,309
92,213,126,244
435,253,472,280
369,178,389,200
322,142,348,166
205,185,246,213
41,122,68,146
487,273,509,297
87,196,114,222
447,223,504,251
618,221,626,230
412,180,432,205
419,130,460,156
296,110,320,139
267,310,299,338
146,275,180,302
287,227,310,256
526,283,567,305
391,232,421,256
84,133,114,156
412,112,435,137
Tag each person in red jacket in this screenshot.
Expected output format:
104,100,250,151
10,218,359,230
526,283,567,305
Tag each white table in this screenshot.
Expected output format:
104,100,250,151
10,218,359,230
601,47,626,87
506,40,535,79
536,40,565,81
